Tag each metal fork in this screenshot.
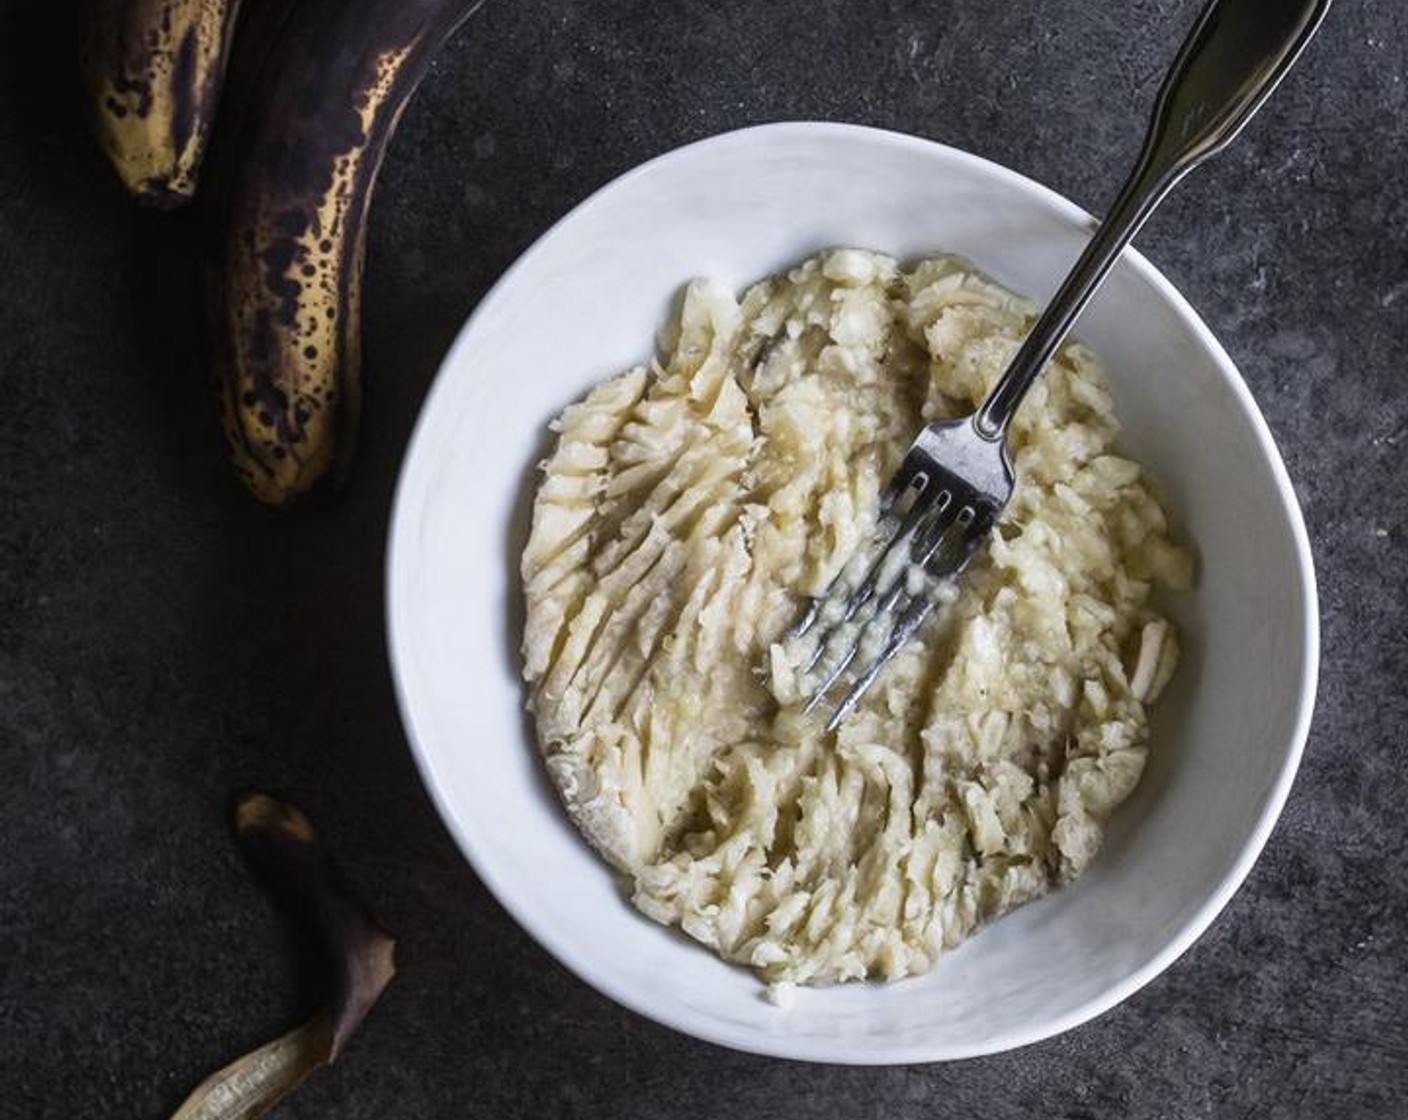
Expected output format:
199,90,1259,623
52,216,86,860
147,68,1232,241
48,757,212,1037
789,0,1331,730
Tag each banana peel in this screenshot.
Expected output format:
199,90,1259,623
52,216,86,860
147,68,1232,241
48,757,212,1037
167,794,396,1120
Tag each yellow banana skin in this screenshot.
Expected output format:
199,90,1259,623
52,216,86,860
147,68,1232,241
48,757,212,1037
214,0,485,504
79,0,242,206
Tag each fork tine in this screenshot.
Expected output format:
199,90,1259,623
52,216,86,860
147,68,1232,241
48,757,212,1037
785,468,933,647
796,489,947,675
799,493,961,713
824,594,935,732
801,641,860,715
864,495,959,617
821,505,980,730
803,569,913,716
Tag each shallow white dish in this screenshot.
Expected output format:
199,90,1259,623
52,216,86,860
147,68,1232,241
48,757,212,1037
387,122,1318,1064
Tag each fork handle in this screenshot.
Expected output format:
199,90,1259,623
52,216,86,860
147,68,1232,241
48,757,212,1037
972,0,1331,441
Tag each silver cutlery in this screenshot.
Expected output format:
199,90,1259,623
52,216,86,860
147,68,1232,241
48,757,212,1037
790,0,1331,729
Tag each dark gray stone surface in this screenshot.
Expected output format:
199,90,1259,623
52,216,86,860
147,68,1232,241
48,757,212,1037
2,0,1405,1116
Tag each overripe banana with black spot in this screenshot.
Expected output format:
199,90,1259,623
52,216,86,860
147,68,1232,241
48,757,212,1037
78,0,243,206
213,0,485,505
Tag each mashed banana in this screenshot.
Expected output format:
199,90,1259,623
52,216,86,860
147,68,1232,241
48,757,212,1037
520,249,1191,986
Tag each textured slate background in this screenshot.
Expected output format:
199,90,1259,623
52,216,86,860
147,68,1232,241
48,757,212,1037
2,0,1405,1116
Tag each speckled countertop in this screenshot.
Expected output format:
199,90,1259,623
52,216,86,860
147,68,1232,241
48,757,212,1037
2,1,1405,1116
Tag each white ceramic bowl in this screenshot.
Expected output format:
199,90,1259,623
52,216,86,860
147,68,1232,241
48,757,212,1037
387,123,1317,1063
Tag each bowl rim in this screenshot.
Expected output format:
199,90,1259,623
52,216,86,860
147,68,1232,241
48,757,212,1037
385,120,1320,1064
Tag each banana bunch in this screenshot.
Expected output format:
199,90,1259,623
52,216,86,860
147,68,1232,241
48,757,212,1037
81,0,486,504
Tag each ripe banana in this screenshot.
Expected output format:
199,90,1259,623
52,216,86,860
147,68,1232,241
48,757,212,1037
78,0,243,206
213,0,485,504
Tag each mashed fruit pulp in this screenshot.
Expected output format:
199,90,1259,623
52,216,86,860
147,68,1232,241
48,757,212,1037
520,249,1191,987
